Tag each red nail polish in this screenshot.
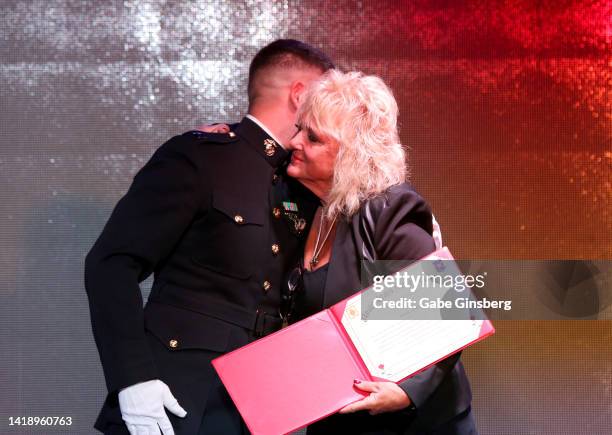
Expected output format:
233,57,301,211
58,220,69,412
353,379,361,384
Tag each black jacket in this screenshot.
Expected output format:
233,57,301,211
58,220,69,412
85,117,318,434
303,183,473,434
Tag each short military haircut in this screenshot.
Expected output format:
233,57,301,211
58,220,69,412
248,39,335,102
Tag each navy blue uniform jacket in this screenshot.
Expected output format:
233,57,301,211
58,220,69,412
85,117,317,434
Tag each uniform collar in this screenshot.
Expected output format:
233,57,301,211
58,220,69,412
236,116,289,169
245,114,285,149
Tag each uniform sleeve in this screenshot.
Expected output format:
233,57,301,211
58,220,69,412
84,136,210,393
372,186,459,409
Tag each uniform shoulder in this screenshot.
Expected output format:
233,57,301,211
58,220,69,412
152,130,239,160
180,130,240,145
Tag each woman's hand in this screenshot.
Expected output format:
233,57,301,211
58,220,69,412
338,380,412,415
195,123,231,133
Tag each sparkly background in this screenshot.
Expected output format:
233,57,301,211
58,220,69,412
0,1,610,434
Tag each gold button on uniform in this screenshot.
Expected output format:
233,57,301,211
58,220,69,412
263,280,272,292
169,339,178,348
271,244,280,255
228,131,236,138
273,208,281,219
272,174,279,184
234,215,244,224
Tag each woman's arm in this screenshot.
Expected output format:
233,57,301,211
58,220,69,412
342,185,459,414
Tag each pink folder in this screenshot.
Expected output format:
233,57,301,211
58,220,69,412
212,248,495,435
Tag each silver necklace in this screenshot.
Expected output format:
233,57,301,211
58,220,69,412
309,209,337,270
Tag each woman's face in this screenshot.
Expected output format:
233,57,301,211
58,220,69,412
286,123,339,199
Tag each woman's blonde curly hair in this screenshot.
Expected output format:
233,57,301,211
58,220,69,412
297,70,408,219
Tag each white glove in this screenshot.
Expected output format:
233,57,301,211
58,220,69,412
118,379,187,435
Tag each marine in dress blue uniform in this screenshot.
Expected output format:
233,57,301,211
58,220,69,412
85,116,318,434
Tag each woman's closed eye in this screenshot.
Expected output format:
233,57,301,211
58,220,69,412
307,129,320,143
294,123,321,144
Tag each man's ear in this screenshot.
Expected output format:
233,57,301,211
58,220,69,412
289,81,305,111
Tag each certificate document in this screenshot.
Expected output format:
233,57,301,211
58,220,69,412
213,248,494,435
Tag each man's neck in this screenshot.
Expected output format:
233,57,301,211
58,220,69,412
245,114,285,148
248,104,293,146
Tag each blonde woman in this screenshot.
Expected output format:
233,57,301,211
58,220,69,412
285,70,477,435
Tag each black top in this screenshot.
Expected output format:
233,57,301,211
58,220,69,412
294,263,329,321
